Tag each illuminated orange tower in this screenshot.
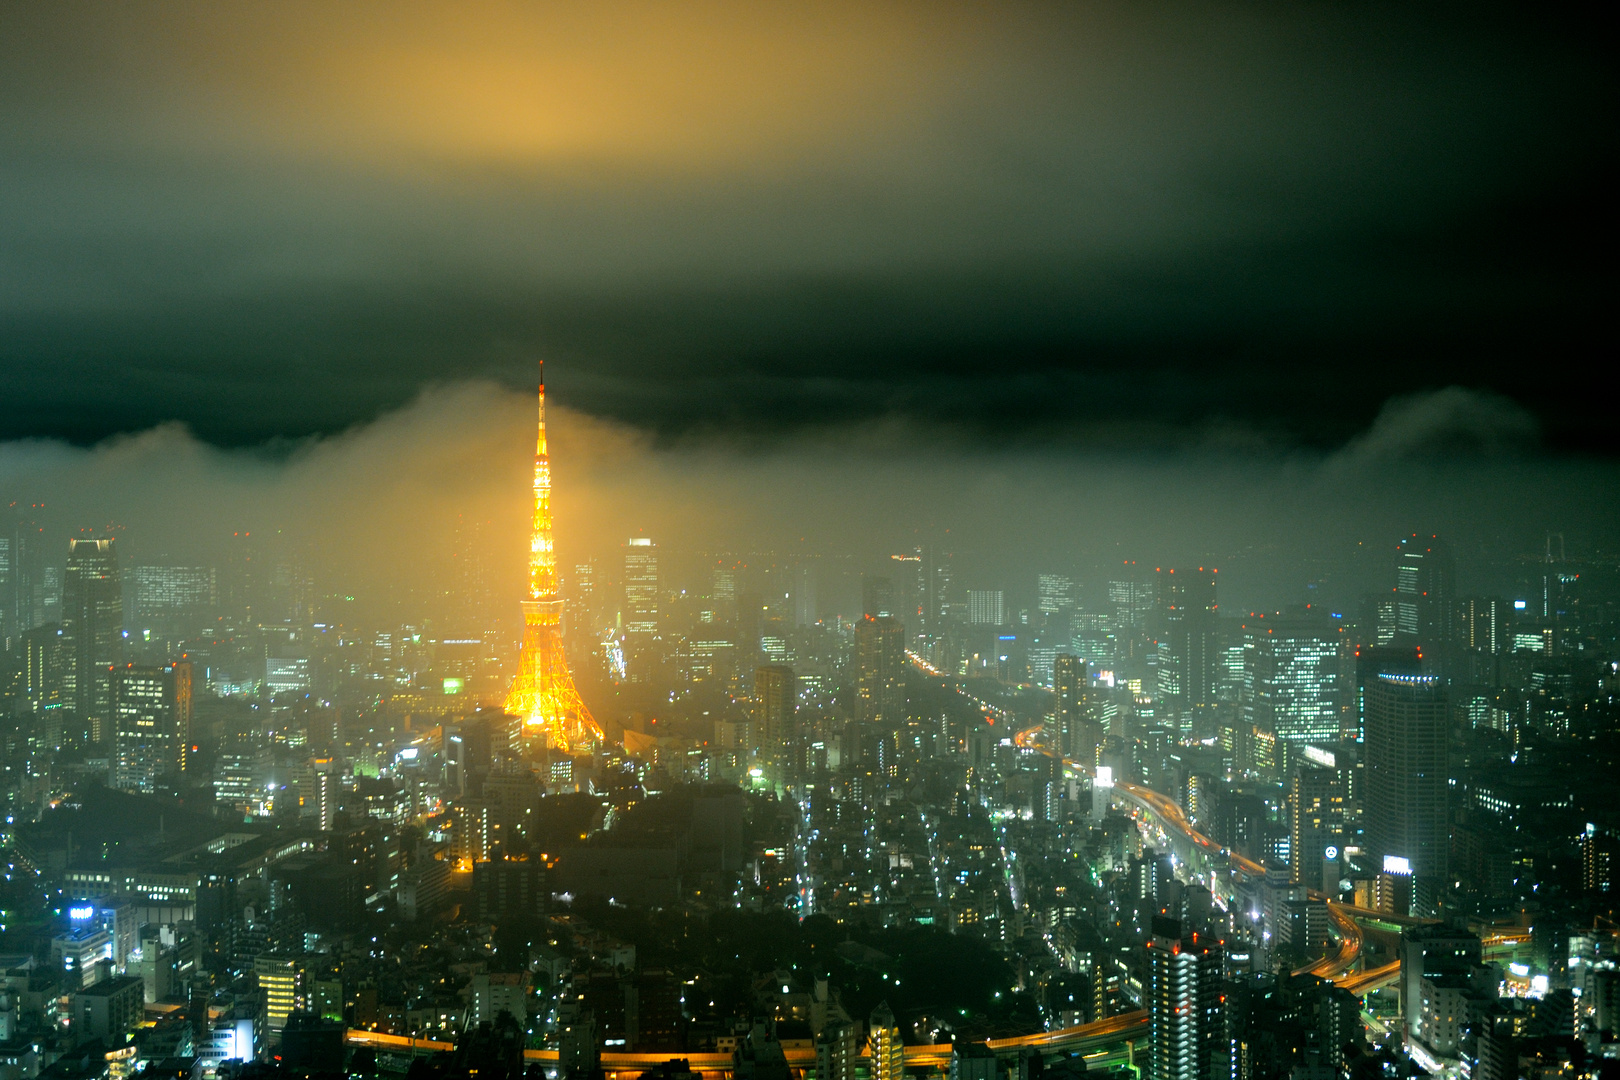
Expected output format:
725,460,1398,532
505,362,602,752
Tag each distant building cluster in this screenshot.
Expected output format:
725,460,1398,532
0,469,1616,1080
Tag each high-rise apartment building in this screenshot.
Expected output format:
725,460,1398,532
869,1002,904,1080
1365,674,1448,893
1350,644,1421,744
111,661,193,792
1454,597,1507,656
1241,613,1346,747
753,665,798,775
1053,654,1100,766
1147,917,1228,1080
63,538,122,745
855,615,906,726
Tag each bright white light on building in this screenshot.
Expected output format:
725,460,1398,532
1095,766,1114,789
1382,855,1412,876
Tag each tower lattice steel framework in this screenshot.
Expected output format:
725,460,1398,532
505,362,602,752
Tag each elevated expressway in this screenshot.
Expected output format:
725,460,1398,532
1011,723,1381,989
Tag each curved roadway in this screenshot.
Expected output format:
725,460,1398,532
1011,723,1370,987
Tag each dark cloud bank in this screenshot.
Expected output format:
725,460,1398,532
0,1,1612,452
0,2,1614,618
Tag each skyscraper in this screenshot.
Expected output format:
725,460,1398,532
967,590,1005,627
129,564,215,647
1288,754,1347,889
1393,534,1454,652
1156,567,1218,713
621,538,660,685
792,564,817,627
23,623,71,752
1147,916,1228,1080
1454,596,1507,656
1037,574,1078,616
623,539,658,636
855,615,906,726
753,665,798,777
1053,654,1100,766
1351,644,1421,744
861,575,895,620
1241,612,1346,748
504,363,602,752
111,661,192,791
1365,674,1448,898
63,538,122,745
0,508,45,645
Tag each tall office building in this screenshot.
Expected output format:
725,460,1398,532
1053,654,1100,766
861,576,896,620
63,538,122,745
129,565,215,647
0,509,46,644
623,539,658,635
792,564,817,627
1147,917,1228,1080
1288,755,1347,890
1393,534,1454,651
1109,573,1155,633
111,661,193,792
254,954,306,1044
967,590,1005,627
1241,612,1346,747
568,559,597,641
889,552,923,632
1037,574,1078,617
622,538,659,683
855,615,906,726
1156,568,1218,711
753,665,798,775
23,623,72,753
1365,674,1448,899
1070,611,1117,671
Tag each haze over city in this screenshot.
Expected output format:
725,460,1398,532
0,5,1615,1080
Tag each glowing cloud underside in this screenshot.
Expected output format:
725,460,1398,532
505,365,602,753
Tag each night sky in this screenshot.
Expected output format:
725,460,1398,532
4,2,1613,451
1,2,1616,612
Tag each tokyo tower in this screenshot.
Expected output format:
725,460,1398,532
504,362,602,752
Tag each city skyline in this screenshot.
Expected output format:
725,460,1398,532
0,5,1614,1080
